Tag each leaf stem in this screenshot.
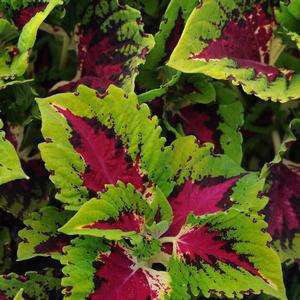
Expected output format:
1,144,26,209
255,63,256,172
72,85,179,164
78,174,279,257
272,130,281,154
59,33,70,70
159,236,176,243
269,37,286,66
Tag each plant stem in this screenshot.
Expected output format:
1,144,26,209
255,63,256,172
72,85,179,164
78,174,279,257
272,130,281,154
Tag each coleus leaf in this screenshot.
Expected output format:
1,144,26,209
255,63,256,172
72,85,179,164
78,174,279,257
61,236,170,300
0,268,61,300
0,119,27,185
56,0,154,94
37,84,169,209
264,162,300,263
60,139,273,298
138,0,198,89
0,123,49,218
0,227,11,273
17,206,74,261
166,209,287,300
0,0,62,89
262,119,300,263
168,0,300,102
60,183,152,238
59,182,171,260
161,135,244,194
170,82,244,164
163,172,267,237
275,0,300,50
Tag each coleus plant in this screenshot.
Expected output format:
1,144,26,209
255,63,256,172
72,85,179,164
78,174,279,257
0,0,300,299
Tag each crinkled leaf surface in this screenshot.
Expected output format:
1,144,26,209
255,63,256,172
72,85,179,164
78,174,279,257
18,206,73,261
61,237,170,300
163,172,266,237
0,269,61,300
38,84,169,209
60,183,151,241
166,209,286,300
59,182,171,259
57,0,154,94
161,135,244,194
168,0,300,102
0,120,27,185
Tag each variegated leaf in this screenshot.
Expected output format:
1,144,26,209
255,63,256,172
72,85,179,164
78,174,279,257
168,0,300,102
61,237,170,300
56,0,154,94
17,206,73,261
37,84,171,209
262,118,300,263
166,209,286,299
59,182,171,259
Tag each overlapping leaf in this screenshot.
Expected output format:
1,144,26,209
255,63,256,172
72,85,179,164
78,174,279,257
0,0,63,89
168,0,300,102
59,183,166,254
17,206,73,261
162,173,266,237
166,209,286,299
161,135,244,193
0,119,27,185
0,269,61,300
0,0,297,298
56,0,154,94
59,165,284,299
61,236,170,300
37,84,170,209
158,138,283,298
58,129,281,299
